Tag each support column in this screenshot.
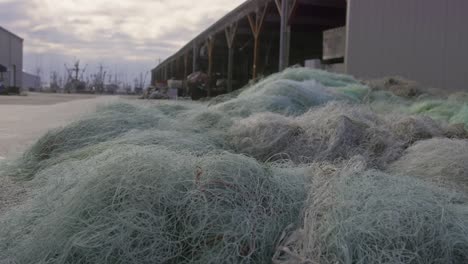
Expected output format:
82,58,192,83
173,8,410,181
175,60,178,78
183,53,188,80
248,4,268,80
184,52,188,95
167,63,170,80
192,42,199,73
170,60,174,79
166,63,169,80
206,37,215,97
276,0,296,71
168,61,172,79
178,56,183,79
225,22,238,92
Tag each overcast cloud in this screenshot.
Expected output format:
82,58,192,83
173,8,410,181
0,0,244,84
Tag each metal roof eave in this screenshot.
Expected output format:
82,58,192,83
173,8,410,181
153,0,270,72
0,26,24,41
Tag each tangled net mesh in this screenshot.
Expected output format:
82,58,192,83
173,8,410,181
213,68,369,117
388,138,468,192
275,160,468,264
1,68,468,264
1,146,308,264
229,101,458,167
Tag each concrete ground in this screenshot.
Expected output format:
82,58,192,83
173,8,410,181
0,92,98,106
0,92,124,215
0,93,121,159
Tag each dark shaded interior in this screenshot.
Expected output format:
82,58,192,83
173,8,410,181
152,0,347,94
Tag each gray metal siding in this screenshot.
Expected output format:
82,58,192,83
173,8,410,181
0,30,9,69
346,0,468,91
22,72,40,90
11,36,23,88
0,28,23,88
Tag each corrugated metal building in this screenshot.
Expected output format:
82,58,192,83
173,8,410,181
22,71,41,91
152,0,468,96
0,26,23,89
346,0,468,91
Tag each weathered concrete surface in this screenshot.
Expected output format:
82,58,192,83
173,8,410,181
0,92,99,105
0,93,119,159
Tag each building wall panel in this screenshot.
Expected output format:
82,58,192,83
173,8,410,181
445,0,468,90
10,36,23,88
346,0,468,91
0,27,23,88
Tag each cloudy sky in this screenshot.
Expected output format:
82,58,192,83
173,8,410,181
0,0,244,85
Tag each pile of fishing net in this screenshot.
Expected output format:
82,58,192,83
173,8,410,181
229,102,395,165
1,146,308,263
409,98,468,128
274,159,468,264
213,68,369,117
366,76,424,98
230,101,460,167
1,68,468,263
389,138,468,192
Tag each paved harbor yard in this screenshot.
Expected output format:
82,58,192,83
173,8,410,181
0,93,118,159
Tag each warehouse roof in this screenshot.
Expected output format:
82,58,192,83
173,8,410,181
152,0,269,72
0,26,24,41
152,0,346,73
